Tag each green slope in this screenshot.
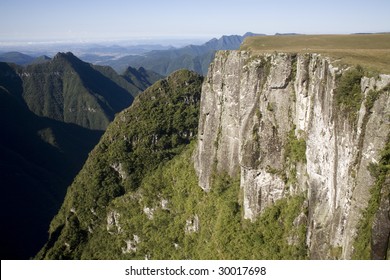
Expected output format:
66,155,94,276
19,52,135,130
79,143,307,259
2,52,163,130
37,69,203,259
122,66,163,92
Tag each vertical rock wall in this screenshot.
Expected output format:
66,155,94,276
194,50,390,259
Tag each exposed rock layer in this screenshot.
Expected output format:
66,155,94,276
195,50,390,259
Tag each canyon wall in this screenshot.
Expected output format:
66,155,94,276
194,50,390,259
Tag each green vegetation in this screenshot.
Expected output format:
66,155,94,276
352,137,390,259
241,34,390,74
364,86,389,113
276,128,307,188
334,66,364,123
37,70,203,259
285,129,307,164
122,66,163,94
20,52,135,130
74,143,308,259
13,52,161,130
260,127,307,186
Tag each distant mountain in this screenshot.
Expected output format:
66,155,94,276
122,66,164,92
102,33,263,75
20,52,135,130
3,52,161,130
274,33,303,36
0,51,35,65
78,45,174,66
0,52,52,65
200,32,260,50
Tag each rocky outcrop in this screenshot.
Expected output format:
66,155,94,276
194,50,390,259
107,210,122,234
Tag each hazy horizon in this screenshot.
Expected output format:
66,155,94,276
1,0,389,44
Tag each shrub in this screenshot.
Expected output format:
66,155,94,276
334,66,364,123
285,129,306,163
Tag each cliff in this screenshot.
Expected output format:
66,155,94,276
194,50,390,259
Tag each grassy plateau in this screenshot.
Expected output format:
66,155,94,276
241,34,390,74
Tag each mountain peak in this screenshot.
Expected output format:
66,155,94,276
53,51,75,59
52,52,83,66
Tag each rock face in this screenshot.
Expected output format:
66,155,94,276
194,50,390,259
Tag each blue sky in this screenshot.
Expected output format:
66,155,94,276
0,0,389,42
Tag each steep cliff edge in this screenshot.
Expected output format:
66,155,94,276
194,50,390,259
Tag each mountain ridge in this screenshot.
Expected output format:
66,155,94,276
0,51,35,65
1,52,162,130
101,33,263,75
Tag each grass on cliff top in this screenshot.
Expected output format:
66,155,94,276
241,34,390,74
